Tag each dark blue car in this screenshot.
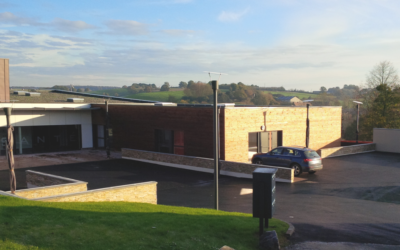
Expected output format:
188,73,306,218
251,146,323,176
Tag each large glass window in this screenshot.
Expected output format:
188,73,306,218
0,125,81,155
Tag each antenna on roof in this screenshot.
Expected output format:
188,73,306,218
203,71,228,82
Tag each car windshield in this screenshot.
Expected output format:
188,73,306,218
304,150,320,158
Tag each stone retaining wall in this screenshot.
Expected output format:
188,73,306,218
122,148,293,183
34,182,157,204
15,182,88,199
320,143,376,158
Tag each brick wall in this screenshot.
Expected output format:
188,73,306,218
92,105,341,163
224,106,342,162
92,104,225,159
15,183,88,199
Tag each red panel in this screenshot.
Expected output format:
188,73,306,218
174,147,184,155
174,130,184,146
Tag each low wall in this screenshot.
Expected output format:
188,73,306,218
34,182,157,204
26,170,82,188
15,182,88,199
373,128,400,153
122,148,293,183
320,143,376,158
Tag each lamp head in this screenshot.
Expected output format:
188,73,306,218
353,101,363,104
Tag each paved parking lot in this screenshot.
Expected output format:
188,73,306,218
1,151,400,246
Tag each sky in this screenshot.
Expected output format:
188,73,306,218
1,0,400,90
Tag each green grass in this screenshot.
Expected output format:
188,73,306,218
265,91,318,99
91,88,129,97
0,196,288,250
126,91,185,102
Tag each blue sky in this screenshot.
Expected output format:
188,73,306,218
1,0,400,90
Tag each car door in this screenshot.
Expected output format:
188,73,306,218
263,148,283,166
280,148,295,167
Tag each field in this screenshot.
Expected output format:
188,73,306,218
264,91,318,99
10,90,129,104
0,195,289,250
126,91,185,102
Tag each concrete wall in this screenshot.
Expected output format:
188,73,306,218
373,128,400,153
122,148,293,183
320,143,376,158
224,106,342,162
34,182,157,204
0,103,93,148
0,59,10,103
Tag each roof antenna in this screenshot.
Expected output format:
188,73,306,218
203,71,228,82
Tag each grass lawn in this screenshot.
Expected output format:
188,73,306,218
0,196,289,250
265,91,318,99
126,91,185,102
91,88,129,97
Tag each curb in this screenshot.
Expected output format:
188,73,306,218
282,220,295,238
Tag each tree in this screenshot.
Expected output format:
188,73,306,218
160,82,170,92
320,86,327,93
144,86,153,93
179,81,188,88
77,88,85,92
52,85,69,91
85,88,90,92
252,91,276,105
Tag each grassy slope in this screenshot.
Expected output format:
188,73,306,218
126,91,185,102
91,88,129,97
0,196,288,250
265,91,318,99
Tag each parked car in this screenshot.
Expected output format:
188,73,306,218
251,146,323,176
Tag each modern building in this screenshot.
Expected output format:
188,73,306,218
0,103,94,155
0,59,10,103
91,103,342,163
276,96,302,104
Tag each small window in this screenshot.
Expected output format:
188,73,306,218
304,150,320,158
271,148,283,155
282,149,295,156
293,150,300,156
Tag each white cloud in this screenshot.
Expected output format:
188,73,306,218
103,20,148,36
218,8,249,22
162,29,195,36
0,12,41,26
51,18,96,33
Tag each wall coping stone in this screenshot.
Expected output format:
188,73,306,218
26,170,83,184
33,181,157,201
320,143,376,158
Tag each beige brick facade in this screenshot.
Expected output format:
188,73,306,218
15,183,87,199
224,106,342,162
35,182,157,204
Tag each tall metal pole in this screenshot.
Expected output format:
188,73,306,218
356,104,360,144
306,103,310,148
105,101,110,158
212,80,219,210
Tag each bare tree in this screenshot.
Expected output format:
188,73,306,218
362,61,399,111
366,61,399,88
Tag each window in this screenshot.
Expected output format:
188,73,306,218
155,129,185,155
271,148,283,155
97,125,105,148
248,131,283,160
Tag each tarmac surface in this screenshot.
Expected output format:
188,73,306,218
1,151,400,247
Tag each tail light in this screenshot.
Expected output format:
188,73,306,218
304,158,322,162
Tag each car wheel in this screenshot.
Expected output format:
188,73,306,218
253,159,262,165
292,164,302,177
308,171,316,175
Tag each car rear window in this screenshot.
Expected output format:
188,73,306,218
304,150,320,158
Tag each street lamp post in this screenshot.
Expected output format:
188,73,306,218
211,80,219,210
353,101,363,144
303,100,313,148
105,100,110,158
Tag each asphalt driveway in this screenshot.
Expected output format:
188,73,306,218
1,151,400,245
